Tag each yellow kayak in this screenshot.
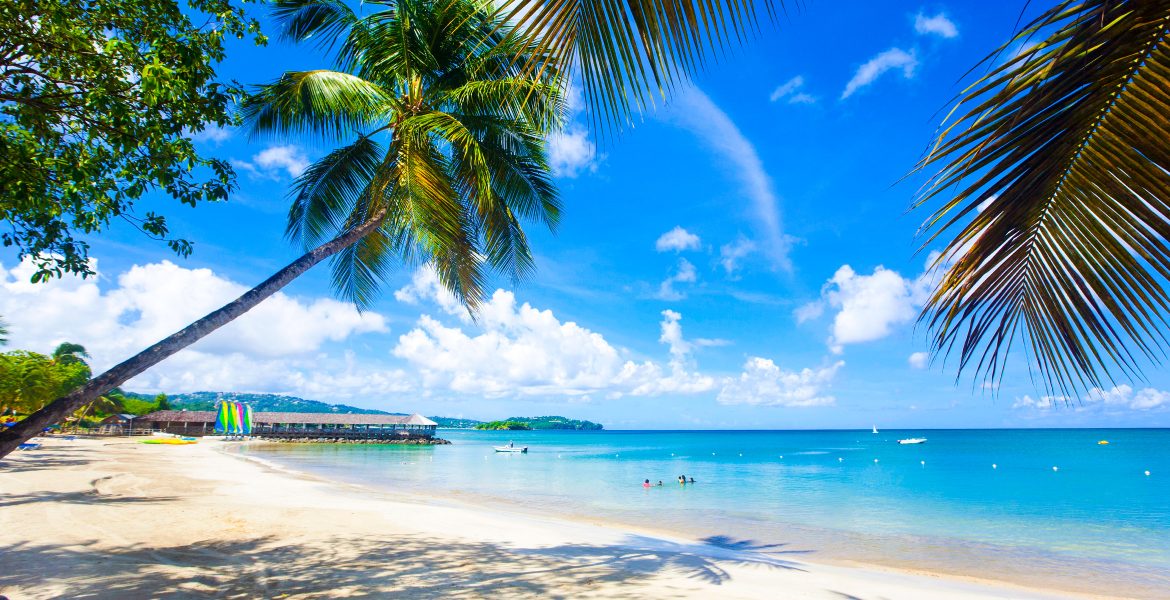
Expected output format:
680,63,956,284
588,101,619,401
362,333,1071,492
1098,440,1109,445
141,438,197,445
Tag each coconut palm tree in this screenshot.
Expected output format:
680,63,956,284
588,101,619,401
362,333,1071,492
915,0,1170,396
0,317,8,346
0,0,784,458
0,0,567,456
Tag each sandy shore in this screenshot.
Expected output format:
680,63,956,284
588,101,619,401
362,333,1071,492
0,437,1103,599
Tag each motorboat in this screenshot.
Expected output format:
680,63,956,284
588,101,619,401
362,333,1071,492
494,442,528,453
897,438,927,445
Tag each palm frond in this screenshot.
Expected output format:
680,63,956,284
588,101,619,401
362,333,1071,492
914,0,1170,396
287,136,385,248
497,0,778,132
243,70,392,141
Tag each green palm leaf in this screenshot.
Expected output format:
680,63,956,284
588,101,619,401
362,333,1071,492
915,0,1170,395
243,70,393,141
498,0,777,131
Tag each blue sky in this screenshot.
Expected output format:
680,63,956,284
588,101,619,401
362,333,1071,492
3,1,1169,428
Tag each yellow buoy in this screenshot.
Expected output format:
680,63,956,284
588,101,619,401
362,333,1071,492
1098,440,1109,445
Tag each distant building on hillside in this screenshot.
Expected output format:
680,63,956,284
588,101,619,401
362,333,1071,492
136,410,438,439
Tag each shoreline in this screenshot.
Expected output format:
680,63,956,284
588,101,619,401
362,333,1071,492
0,437,1121,599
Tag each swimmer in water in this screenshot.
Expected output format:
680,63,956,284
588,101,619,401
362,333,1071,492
643,479,651,488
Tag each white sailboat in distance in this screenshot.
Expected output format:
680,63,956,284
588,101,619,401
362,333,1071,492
872,425,879,434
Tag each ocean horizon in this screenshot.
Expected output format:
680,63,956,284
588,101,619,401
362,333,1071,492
239,427,1170,598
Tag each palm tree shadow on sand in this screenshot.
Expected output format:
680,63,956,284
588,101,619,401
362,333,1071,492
0,532,813,599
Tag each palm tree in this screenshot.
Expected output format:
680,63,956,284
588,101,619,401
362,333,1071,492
0,0,570,457
0,0,780,458
52,342,91,368
0,317,8,346
914,0,1170,396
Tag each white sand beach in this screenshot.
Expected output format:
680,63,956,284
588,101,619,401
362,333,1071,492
0,437,1110,599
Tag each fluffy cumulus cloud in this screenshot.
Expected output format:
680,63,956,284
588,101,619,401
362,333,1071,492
915,12,959,38
655,258,697,301
655,226,702,252
234,145,311,179
841,48,918,99
1014,384,1170,413
547,84,599,177
0,258,392,397
908,351,929,369
391,284,714,399
718,359,844,407
769,75,816,105
800,253,944,352
820,265,928,352
393,266,471,322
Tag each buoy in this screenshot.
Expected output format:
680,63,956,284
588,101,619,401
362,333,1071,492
1052,466,1059,472
1146,470,1151,476
712,452,716,456
838,457,844,462
874,459,879,464
779,455,784,459
992,464,997,469
921,460,926,466
1098,440,1109,445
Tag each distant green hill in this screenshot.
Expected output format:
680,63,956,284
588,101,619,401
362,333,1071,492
429,416,484,429
504,416,603,430
123,391,400,415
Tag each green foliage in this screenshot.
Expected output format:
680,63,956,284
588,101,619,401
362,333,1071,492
0,316,7,346
0,349,91,414
915,0,1170,395
499,0,778,132
121,391,396,415
505,416,603,430
244,0,564,311
0,0,265,282
428,416,483,429
155,393,171,411
474,420,532,430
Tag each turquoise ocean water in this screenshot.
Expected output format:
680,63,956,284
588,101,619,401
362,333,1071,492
239,429,1170,597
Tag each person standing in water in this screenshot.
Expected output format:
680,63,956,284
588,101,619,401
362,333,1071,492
643,479,651,489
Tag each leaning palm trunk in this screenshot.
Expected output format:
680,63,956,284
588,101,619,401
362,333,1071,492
0,210,386,458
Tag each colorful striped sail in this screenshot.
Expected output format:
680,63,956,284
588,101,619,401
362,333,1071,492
214,400,253,435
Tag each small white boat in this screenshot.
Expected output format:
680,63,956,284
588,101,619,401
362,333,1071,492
898,438,927,445
872,426,879,434
494,442,528,453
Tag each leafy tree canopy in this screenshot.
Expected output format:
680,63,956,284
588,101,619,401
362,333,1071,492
0,349,91,415
0,0,265,282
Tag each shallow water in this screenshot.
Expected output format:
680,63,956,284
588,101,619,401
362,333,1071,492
238,429,1170,597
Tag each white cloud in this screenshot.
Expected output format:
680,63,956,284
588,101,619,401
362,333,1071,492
719,237,757,276
655,258,697,301
769,76,816,104
793,301,825,324
655,226,702,253
666,87,792,270
1013,384,1170,413
915,13,958,38
1085,385,1170,411
822,265,925,352
234,145,310,179
718,359,844,407
393,266,470,322
391,289,714,399
841,48,919,99
908,351,929,369
548,127,597,177
190,124,232,144
0,258,389,396
547,84,599,178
